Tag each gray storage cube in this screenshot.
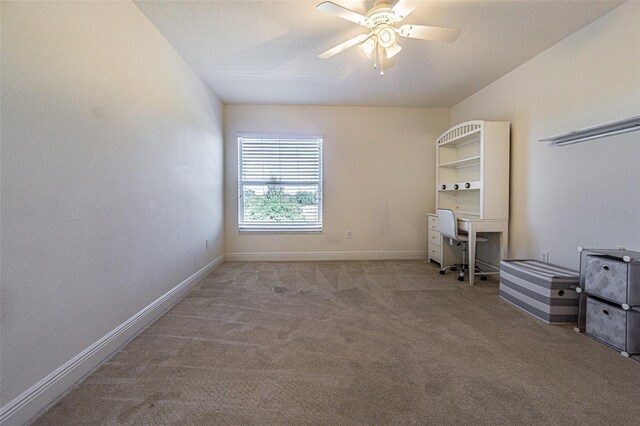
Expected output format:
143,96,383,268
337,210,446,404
585,296,640,356
500,260,579,324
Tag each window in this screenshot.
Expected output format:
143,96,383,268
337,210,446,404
238,134,323,233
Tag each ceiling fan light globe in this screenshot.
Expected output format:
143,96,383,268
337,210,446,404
358,37,376,58
378,27,395,48
384,42,402,59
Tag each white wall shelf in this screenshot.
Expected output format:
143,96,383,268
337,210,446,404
540,115,640,146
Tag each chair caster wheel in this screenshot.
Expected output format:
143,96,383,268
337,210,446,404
450,267,457,271
480,275,487,281
439,270,446,275
457,276,464,281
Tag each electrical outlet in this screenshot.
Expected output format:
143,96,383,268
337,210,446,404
540,250,549,263
205,238,210,249
346,230,353,239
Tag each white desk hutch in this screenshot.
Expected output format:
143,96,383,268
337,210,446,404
428,120,510,285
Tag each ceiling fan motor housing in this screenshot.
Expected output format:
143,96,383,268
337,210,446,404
364,0,400,52
366,0,397,28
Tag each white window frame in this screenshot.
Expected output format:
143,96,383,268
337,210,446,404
237,133,323,234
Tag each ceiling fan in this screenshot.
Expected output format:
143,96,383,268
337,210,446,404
316,0,461,75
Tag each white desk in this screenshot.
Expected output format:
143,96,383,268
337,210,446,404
427,213,508,286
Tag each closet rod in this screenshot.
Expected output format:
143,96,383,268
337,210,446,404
540,115,640,146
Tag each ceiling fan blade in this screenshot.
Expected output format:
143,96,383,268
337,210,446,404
316,1,368,26
390,0,420,22
319,33,370,59
397,24,461,43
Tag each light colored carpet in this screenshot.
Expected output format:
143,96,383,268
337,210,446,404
34,261,640,425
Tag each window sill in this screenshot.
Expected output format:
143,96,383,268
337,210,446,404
238,229,323,235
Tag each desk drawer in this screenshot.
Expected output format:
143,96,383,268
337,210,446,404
429,230,441,246
428,215,438,231
429,243,441,262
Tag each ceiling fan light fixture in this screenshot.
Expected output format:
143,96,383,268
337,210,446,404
384,42,402,59
358,37,376,58
377,26,395,48
316,0,462,75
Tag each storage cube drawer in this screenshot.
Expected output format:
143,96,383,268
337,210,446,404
585,297,640,355
585,255,640,306
429,230,441,246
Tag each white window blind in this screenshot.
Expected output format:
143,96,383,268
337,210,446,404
238,135,323,232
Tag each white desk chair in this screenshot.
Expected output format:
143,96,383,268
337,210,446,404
437,208,488,282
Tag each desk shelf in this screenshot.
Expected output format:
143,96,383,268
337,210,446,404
438,181,481,191
439,156,481,169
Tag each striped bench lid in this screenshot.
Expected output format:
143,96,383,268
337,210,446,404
500,259,578,280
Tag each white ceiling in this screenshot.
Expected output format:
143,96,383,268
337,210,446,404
134,0,622,107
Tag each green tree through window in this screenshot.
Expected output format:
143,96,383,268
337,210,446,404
243,180,317,222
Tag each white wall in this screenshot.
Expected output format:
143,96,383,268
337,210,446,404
452,1,640,269
0,0,224,416
224,105,450,260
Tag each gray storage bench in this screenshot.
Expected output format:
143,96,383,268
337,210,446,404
499,259,580,324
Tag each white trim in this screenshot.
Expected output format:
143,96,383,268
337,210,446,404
236,132,324,140
224,251,428,262
0,255,224,426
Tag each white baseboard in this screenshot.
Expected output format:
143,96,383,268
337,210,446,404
0,255,224,426
224,251,428,262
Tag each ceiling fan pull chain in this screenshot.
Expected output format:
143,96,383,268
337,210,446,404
373,44,378,69
379,44,385,76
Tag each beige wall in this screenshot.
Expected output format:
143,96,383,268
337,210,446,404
452,1,640,269
0,0,224,411
224,105,450,260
